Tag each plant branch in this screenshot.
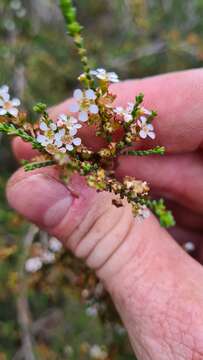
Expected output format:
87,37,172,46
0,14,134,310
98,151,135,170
123,146,165,156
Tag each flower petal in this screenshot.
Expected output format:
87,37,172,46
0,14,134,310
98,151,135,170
127,102,134,112
1,93,10,102
37,134,48,145
25,257,42,273
59,147,66,153
69,116,78,124
85,89,96,100
58,128,65,136
73,137,81,146
97,68,106,74
69,103,80,113
73,89,83,100
69,128,78,136
79,111,88,122
66,144,74,151
148,131,156,139
139,130,147,139
147,124,154,131
50,123,57,131
89,104,99,114
39,122,49,131
58,114,67,122
8,108,18,117
140,116,147,124
141,107,152,116
54,139,63,148
0,85,9,93
124,114,132,123
11,98,21,106
0,108,7,115
114,106,124,115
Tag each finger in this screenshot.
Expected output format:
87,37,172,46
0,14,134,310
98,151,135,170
6,167,203,359
13,68,203,161
116,152,203,215
50,68,203,152
163,199,203,231
12,137,39,161
111,68,203,153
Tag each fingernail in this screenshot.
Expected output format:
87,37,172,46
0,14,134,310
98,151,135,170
7,174,73,228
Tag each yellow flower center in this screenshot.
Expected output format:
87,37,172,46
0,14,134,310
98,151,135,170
4,101,12,110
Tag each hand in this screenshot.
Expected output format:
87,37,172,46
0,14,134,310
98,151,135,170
7,69,203,360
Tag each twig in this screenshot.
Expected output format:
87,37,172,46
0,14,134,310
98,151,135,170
13,225,39,360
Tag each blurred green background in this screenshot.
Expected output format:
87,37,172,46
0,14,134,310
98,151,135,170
0,0,202,359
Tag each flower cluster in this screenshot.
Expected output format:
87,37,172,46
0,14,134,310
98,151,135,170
37,114,82,153
115,103,155,139
25,237,63,273
0,74,174,227
90,68,119,83
89,345,108,360
0,85,20,117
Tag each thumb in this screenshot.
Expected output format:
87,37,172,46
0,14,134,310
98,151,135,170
6,167,203,359
6,166,138,274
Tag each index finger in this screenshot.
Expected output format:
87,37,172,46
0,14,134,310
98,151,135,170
52,67,203,153
13,68,203,159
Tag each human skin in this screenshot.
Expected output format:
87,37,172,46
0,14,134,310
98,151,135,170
7,68,203,359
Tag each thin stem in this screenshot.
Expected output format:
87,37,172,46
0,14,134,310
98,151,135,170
15,225,39,360
0,123,43,151
59,0,94,86
123,146,165,156
24,160,55,172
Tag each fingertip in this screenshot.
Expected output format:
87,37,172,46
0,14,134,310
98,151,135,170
6,165,60,192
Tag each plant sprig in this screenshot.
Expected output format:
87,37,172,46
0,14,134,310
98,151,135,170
0,0,175,228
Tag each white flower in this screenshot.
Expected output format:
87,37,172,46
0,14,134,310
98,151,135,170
65,136,82,152
138,205,150,219
90,68,119,83
41,251,55,264
114,103,133,123
138,116,156,139
183,241,195,253
54,128,66,148
39,121,57,132
140,106,152,116
37,121,66,149
69,88,99,122
36,134,52,146
37,121,57,146
0,93,20,117
37,118,82,152
58,114,82,136
86,306,98,318
49,237,63,253
89,345,108,360
25,257,42,273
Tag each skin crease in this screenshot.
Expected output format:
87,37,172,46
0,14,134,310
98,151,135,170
7,69,203,360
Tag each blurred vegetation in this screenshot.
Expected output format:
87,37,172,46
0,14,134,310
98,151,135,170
0,0,202,359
